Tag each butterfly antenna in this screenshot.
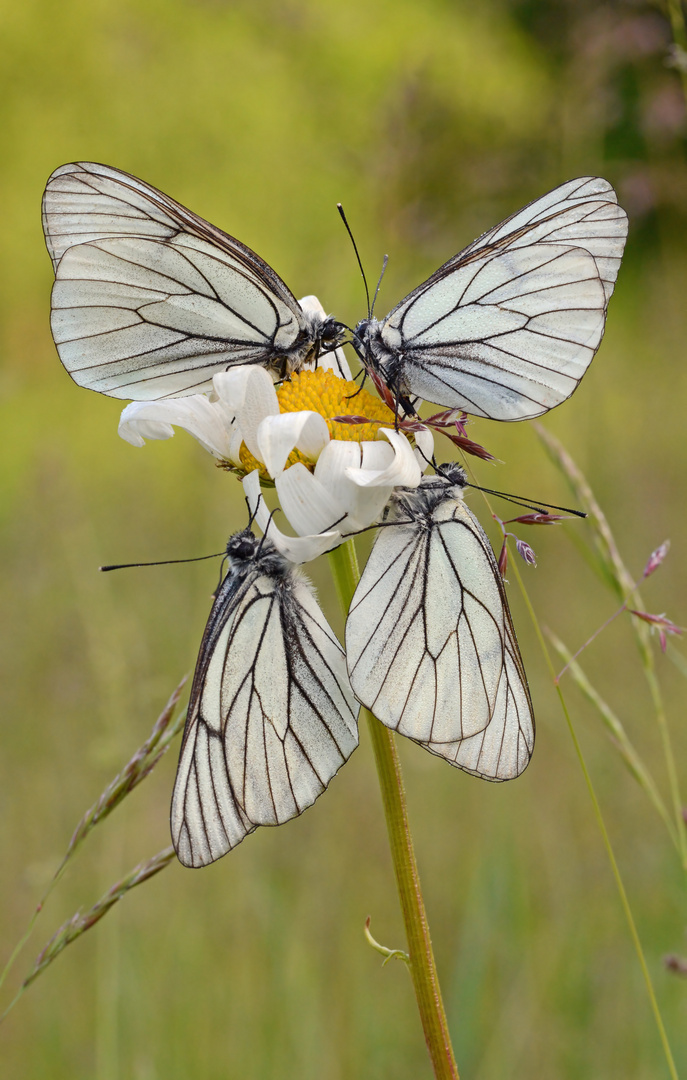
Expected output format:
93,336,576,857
246,490,274,554
337,203,371,318
341,517,416,538
317,341,349,380
257,506,281,555
466,482,586,518
100,551,226,572
370,255,388,318
414,442,435,470
212,551,232,597
245,493,258,530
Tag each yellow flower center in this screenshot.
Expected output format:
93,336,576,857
238,367,396,477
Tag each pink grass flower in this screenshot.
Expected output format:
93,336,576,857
628,609,684,652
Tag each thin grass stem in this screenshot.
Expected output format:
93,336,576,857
535,424,687,871
510,556,679,1080
1,848,175,1024
0,680,186,1001
547,630,678,849
328,539,460,1080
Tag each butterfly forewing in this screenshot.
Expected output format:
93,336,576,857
345,471,534,781
456,176,627,301
43,162,321,399
171,534,359,868
362,176,627,421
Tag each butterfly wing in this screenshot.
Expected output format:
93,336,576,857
171,561,359,867
43,162,310,399
345,493,534,780
376,177,628,420
452,176,627,302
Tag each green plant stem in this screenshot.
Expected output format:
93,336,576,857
535,423,687,873
328,540,459,1080
510,558,679,1080
547,630,678,850
643,659,687,872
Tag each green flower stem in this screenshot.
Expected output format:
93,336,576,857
328,540,460,1080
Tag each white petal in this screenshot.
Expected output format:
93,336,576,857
358,441,395,471
228,425,245,467
242,471,341,562
298,295,352,379
299,294,326,318
414,426,435,471
256,411,330,478
314,442,392,532
276,463,348,535
211,367,254,411
119,415,174,448
234,368,280,460
347,429,422,489
313,440,362,491
117,396,235,458
322,345,353,381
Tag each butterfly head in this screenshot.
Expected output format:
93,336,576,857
351,317,379,363
226,529,261,563
350,317,417,421
279,311,346,377
317,315,347,352
434,462,468,489
225,528,291,579
398,463,469,514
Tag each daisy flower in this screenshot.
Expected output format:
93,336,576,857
118,298,434,561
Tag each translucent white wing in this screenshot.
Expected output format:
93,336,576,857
455,176,627,302
171,549,359,867
373,176,628,421
43,162,312,399
43,162,299,298
345,486,534,780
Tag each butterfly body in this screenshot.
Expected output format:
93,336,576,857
42,162,345,399
352,177,628,421
171,529,359,867
345,464,534,781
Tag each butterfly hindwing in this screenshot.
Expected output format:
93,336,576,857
345,468,534,781
171,532,359,868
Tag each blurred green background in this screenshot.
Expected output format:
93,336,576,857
2,0,687,1076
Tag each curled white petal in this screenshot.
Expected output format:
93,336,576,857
242,471,341,563
256,411,330,478
358,442,395,471
210,367,267,412
413,426,435,471
275,463,347,536
346,429,421,489
313,442,391,532
118,396,235,458
119,415,174,448
299,295,352,380
234,368,280,460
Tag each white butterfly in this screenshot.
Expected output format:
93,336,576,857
352,177,628,421
345,464,534,781
171,529,359,867
42,162,344,400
